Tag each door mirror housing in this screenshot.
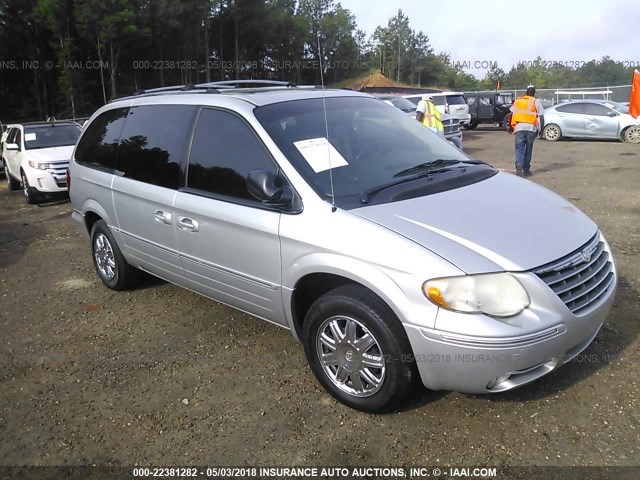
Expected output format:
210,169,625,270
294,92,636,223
606,110,618,117
247,169,293,207
5,143,19,151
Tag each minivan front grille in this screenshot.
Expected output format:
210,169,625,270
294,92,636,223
532,232,614,315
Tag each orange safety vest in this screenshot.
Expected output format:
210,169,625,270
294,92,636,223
421,100,444,132
510,95,539,128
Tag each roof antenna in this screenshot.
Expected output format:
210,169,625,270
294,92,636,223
317,32,337,213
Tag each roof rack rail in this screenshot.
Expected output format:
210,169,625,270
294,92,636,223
199,80,297,88
113,80,324,102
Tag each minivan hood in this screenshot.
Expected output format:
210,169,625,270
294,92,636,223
25,145,75,162
352,171,597,273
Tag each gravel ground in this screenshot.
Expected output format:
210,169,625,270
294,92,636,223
0,128,638,471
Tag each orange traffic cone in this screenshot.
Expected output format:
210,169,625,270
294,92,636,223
630,69,640,119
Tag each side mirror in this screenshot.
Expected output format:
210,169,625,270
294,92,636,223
5,143,19,151
247,169,293,207
607,111,618,117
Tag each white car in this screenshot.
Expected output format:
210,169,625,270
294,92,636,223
404,92,471,126
2,121,82,203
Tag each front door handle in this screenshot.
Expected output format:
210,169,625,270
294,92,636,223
177,217,199,232
154,210,172,225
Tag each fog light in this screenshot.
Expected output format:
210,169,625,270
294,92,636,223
486,374,511,390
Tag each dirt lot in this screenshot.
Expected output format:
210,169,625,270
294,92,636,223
1,128,639,471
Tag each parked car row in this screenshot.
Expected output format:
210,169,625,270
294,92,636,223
399,90,640,144
374,94,464,150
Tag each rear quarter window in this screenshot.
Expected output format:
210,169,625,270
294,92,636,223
446,95,467,105
75,108,129,170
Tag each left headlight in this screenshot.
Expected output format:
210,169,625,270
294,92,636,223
28,160,50,170
423,273,530,318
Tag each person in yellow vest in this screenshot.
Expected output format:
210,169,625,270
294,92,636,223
510,86,544,177
416,95,445,138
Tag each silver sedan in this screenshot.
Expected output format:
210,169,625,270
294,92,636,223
541,100,640,143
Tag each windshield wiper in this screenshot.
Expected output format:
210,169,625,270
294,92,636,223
393,159,480,178
361,159,482,204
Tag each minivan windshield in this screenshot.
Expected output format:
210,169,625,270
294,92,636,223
255,96,484,207
24,124,82,150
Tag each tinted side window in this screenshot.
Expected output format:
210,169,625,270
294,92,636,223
556,103,584,114
117,105,197,189
431,96,446,106
187,108,277,201
6,128,16,144
14,129,22,147
75,108,128,170
479,97,492,106
466,97,476,106
583,104,612,116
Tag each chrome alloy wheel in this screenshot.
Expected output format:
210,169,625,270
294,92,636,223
625,126,640,144
544,124,560,141
316,315,386,397
93,233,116,280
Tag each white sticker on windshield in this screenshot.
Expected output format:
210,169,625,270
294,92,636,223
25,133,37,141
293,137,348,173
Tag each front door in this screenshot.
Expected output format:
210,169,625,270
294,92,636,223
174,107,285,324
582,103,620,138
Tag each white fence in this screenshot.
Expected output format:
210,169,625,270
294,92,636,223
505,84,631,105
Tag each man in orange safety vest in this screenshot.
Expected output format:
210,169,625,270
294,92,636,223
510,86,544,177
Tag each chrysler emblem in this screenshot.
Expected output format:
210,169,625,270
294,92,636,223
581,250,592,263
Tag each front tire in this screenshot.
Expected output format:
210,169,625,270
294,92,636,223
542,124,562,141
5,162,20,191
463,122,478,130
623,126,640,144
90,220,141,290
302,285,417,413
21,171,37,204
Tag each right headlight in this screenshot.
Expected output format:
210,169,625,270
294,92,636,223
423,273,530,318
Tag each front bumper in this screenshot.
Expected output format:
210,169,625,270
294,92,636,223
403,273,616,394
23,165,68,193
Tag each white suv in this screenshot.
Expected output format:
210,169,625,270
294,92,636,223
2,121,82,203
404,92,471,126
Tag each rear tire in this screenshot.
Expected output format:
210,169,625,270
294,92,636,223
21,171,37,204
623,126,640,144
542,124,562,142
463,122,478,130
503,113,512,132
4,162,20,191
302,284,418,413
90,220,141,290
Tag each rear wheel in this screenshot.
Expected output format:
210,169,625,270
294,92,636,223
4,162,20,190
463,122,478,130
302,284,417,413
542,124,562,141
21,171,37,204
503,113,512,132
90,220,141,290
623,126,640,144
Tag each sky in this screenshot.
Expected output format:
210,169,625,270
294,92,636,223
339,0,640,79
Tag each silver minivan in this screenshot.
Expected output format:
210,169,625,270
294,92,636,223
69,82,616,413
